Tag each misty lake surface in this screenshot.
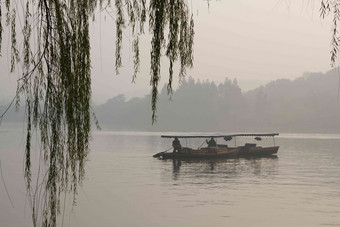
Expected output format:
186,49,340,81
1,126,340,226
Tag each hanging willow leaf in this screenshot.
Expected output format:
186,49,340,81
166,0,180,95
115,0,124,74
0,2,3,57
0,1,195,226
321,0,340,66
320,0,331,18
149,0,167,123
132,36,140,82
10,8,19,72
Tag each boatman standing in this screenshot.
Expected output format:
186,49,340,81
172,137,182,153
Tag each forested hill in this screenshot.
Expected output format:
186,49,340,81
95,69,340,133
2,69,340,133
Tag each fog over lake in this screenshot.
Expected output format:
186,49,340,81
1,1,340,226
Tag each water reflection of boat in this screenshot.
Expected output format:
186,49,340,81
165,156,279,180
153,133,279,159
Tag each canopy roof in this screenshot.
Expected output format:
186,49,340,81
161,133,279,139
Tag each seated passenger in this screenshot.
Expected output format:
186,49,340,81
206,137,217,147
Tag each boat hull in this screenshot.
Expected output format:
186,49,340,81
153,146,279,159
238,146,279,157
154,149,238,159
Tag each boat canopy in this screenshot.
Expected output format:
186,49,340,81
161,133,279,139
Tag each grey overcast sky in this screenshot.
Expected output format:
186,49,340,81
0,0,334,105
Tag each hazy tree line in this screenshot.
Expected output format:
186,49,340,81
2,68,340,133
95,68,340,133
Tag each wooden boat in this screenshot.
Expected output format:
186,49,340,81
153,133,279,159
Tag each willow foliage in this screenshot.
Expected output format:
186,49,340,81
0,0,194,226
321,0,340,66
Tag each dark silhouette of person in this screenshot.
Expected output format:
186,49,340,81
206,137,217,147
172,137,182,153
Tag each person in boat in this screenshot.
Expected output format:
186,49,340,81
206,137,217,147
172,137,182,153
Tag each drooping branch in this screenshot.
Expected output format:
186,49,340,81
0,0,195,226
321,0,340,66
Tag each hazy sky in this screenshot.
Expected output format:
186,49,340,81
0,0,334,105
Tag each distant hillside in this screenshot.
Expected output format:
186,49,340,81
2,69,340,133
245,69,340,133
95,69,340,133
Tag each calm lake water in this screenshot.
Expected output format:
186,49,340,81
1,126,340,226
